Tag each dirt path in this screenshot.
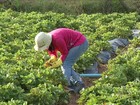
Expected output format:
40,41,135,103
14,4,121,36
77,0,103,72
67,64,107,105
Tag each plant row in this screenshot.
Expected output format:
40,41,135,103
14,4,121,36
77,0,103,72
0,9,139,104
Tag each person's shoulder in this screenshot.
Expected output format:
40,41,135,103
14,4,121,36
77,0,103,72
51,28,74,32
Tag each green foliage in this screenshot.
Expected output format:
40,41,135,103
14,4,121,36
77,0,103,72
79,80,140,105
0,83,25,101
2,0,140,15
0,99,27,105
0,9,139,104
26,84,69,105
78,39,140,104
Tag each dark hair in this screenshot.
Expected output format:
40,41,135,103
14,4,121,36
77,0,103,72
48,42,55,51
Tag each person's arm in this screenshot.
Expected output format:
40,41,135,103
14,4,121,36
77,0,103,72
47,49,57,58
55,38,68,62
45,38,68,68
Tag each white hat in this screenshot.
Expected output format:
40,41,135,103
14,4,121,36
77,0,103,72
34,32,52,51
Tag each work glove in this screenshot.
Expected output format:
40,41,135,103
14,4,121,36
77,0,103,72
50,58,62,68
44,55,57,68
47,55,57,63
44,61,52,68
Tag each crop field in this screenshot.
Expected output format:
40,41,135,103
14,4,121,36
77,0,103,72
0,9,140,105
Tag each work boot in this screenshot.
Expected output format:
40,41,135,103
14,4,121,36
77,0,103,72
67,85,75,93
74,81,85,94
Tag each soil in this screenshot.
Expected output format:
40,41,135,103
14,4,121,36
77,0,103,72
67,63,107,105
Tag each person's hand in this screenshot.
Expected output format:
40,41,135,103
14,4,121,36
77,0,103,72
44,55,57,68
48,55,57,63
44,61,52,68
50,58,62,68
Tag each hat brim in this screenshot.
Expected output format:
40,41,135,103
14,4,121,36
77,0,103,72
34,33,52,51
34,44,49,51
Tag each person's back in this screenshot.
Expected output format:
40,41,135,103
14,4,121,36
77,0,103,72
49,28,86,50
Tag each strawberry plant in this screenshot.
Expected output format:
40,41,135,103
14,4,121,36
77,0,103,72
0,8,139,104
78,40,140,105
